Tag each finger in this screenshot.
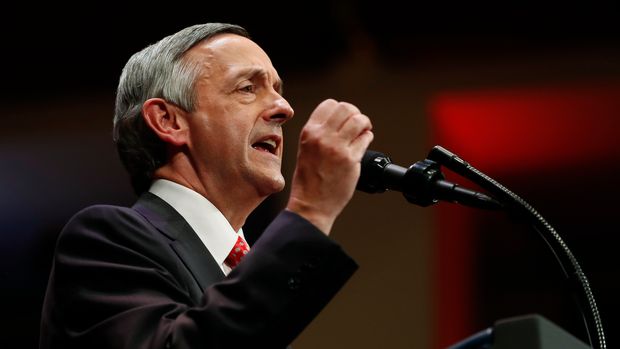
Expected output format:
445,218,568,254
325,101,361,130
306,99,338,125
338,113,372,142
350,130,375,159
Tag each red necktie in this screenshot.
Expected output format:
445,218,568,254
224,235,250,269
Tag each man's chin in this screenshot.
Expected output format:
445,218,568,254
254,173,285,197
267,175,286,194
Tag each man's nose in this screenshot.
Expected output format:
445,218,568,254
265,95,294,124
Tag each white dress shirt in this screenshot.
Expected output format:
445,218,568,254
149,179,247,275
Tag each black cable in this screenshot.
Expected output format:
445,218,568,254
427,145,606,349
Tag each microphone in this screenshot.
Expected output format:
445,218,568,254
357,150,502,210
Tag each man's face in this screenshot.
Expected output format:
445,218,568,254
183,34,294,199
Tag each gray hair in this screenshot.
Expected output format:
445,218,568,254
112,23,249,194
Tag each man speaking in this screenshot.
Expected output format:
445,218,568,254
39,22,373,348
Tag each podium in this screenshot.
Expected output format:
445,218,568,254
447,314,591,349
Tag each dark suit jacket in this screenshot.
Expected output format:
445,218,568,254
39,192,358,349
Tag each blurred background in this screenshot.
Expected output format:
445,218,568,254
2,1,619,348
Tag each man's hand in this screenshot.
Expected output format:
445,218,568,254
286,99,374,235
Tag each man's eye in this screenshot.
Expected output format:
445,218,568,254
239,85,255,93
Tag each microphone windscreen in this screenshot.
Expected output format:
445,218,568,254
357,150,390,193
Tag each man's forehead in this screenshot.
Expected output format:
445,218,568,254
190,34,281,83
197,34,270,64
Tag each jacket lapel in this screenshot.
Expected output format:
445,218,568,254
133,192,225,292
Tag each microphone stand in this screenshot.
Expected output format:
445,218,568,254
426,145,606,349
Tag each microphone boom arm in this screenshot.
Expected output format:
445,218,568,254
427,145,606,349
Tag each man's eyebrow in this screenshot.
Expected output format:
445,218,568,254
234,67,284,94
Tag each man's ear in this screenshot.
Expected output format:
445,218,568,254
142,98,188,147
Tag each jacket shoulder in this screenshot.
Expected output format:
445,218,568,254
55,203,164,253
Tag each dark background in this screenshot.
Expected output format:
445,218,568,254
2,2,619,348
4,2,620,99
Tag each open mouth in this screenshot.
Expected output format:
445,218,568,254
251,137,278,155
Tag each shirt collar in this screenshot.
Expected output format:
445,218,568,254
148,179,243,271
